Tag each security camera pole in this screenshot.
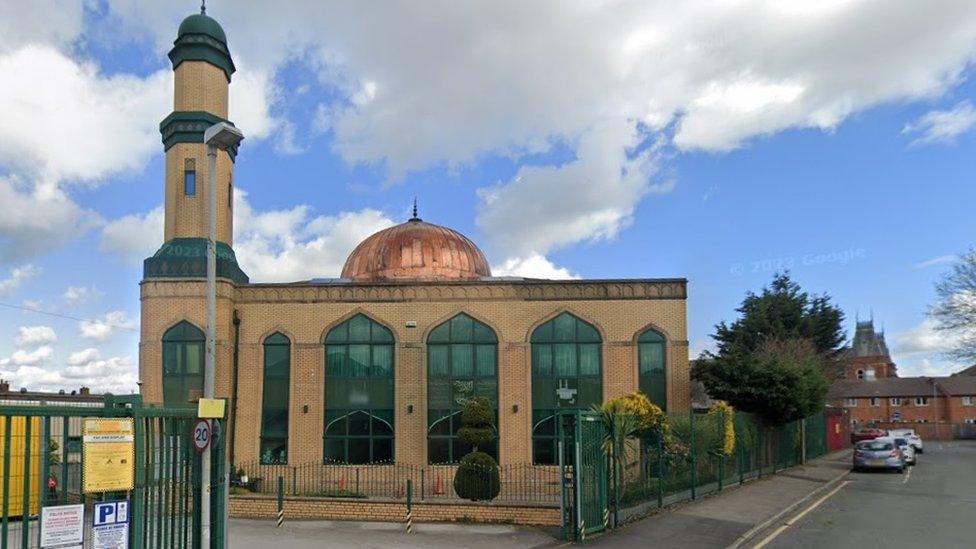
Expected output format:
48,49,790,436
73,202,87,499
202,121,244,547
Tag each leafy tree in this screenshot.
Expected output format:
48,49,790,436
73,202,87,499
695,273,838,426
453,397,500,501
713,273,845,358
930,249,976,362
695,338,828,425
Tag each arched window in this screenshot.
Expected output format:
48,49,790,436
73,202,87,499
261,333,290,464
638,329,667,410
324,314,395,464
856,369,865,380
162,321,204,406
530,313,602,465
427,314,498,464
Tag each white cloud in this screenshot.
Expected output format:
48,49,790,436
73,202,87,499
234,190,394,282
903,101,976,146
62,286,101,305
79,311,136,341
890,319,965,376
0,264,40,295
0,0,84,54
492,254,578,280
476,122,669,262
99,206,164,263
0,45,170,184
914,255,958,269
0,346,54,367
67,348,101,366
100,190,395,281
0,354,138,394
15,326,57,346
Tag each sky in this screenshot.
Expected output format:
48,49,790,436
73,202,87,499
0,0,974,393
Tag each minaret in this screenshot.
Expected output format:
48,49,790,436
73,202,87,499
145,6,248,283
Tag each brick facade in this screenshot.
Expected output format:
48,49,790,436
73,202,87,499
140,279,690,466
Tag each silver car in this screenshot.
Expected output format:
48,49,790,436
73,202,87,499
853,439,905,473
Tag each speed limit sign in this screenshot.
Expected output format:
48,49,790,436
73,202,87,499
192,419,211,454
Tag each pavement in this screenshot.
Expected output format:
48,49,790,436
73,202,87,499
758,440,976,548
589,449,853,548
228,518,555,548
230,443,976,548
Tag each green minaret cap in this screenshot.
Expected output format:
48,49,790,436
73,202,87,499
169,10,236,81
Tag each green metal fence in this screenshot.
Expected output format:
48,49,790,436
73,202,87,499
0,395,224,549
611,410,832,523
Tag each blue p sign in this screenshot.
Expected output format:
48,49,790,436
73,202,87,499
93,500,129,526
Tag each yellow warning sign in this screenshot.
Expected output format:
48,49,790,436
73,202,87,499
83,418,135,494
197,398,226,419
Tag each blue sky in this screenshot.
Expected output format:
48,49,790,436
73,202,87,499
0,1,974,392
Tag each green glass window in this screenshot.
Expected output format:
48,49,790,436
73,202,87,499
324,314,395,464
638,329,667,411
162,321,204,407
427,314,498,464
531,313,602,464
261,332,290,464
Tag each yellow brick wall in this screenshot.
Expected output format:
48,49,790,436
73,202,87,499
229,495,561,526
165,59,235,244
140,280,689,467
174,60,228,117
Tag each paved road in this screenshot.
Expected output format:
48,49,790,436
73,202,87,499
761,440,976,548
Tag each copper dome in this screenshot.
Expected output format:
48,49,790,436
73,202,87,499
341,217,491,282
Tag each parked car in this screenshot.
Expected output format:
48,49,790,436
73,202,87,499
888,428,923,453
890,437,916,465
853,439,905,473
851,427,888,444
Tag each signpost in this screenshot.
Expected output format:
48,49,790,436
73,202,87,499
93,499,130,549
83,418,135,493
40,504,84,549
193,418,212,454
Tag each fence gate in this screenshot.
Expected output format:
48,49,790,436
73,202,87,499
558,410,608,541
0,395,224,549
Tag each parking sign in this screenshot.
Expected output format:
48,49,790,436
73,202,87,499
93,500,129,549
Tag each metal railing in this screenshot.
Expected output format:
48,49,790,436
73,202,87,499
233,460,562,505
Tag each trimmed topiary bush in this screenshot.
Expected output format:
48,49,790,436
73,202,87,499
453,451,500,501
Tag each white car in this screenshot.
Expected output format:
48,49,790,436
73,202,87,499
888,436,917,465
888,428,923,454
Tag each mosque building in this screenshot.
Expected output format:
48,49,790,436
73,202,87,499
139,8,690,467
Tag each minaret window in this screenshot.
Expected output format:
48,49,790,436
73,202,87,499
184,159,196,196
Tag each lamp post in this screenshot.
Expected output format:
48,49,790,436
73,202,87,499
202,121,243,548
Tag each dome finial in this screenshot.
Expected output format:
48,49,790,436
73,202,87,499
410,197,421,221
201,0,206,14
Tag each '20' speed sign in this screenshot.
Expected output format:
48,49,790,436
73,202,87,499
192,419,211,454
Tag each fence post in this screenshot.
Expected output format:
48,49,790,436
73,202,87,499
757,426,763,479
405,479,413,534
657,430,664,508
718,410,724,492
277,476,284,528
690,410,697,500
420,468,425,501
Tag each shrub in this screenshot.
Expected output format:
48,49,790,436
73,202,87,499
457,397,495,449
453,451,500,501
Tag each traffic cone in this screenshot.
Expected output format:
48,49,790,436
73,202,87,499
434,475,444,495
339,474,347,492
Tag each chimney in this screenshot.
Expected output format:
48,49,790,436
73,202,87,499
0,379,8,393
79,387,90,396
